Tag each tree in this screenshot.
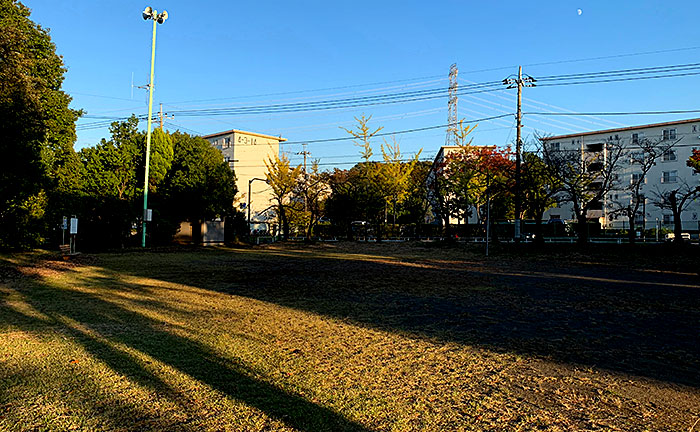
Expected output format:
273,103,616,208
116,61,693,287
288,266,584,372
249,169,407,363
521,152,561,245
400,161,433,237
444,144,514,240
340,115,388,241
140,128,174,192
651,180,700,245
324,168,362,240
379,137,422,228
425,121,477,237
80,116,142,201
543,137,625,244
264,153,302,240
76,117,176,248
78,119,140,248
340,114,382,162
294,161,329,241
0,0,80,248
159,132,237,244
608,137,675,244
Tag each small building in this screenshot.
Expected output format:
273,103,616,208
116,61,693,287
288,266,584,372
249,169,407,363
202,129,286,232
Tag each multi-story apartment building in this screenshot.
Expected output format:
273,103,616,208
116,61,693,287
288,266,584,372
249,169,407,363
202,129,286,230
542,118,700,232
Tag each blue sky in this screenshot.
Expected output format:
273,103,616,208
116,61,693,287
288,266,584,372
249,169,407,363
24,0,700,168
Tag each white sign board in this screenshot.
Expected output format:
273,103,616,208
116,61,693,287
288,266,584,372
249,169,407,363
144,209,153,222
69,218,78,234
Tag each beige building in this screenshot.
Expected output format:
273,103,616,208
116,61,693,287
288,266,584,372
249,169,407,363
203,129,286,231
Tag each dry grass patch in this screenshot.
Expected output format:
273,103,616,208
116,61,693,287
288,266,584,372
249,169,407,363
1,244,699,431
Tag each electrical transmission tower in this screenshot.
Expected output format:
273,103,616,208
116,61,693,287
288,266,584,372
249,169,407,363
445,63,459,146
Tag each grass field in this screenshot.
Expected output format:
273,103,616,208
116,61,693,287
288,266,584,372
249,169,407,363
1,243,699,431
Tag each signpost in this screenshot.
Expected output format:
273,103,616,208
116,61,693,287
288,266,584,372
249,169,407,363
69,217,78,254
61,216,68,245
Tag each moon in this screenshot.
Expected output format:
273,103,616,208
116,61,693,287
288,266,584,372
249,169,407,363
577,8,582,15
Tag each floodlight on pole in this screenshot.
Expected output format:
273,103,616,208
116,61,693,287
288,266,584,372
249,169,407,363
140,6,168,248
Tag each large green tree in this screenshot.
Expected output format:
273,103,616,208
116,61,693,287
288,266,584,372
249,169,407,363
158,132,237,243
0,0,81,248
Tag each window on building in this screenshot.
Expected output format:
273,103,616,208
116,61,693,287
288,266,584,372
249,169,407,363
694,125,698,133
662,170,678,183
549,142,560,151
662,149,677,161
663,128,677,140
634,213,644,225
614,134,619,140
663,214,674,225
629,151,643,163
632,132,645,144
631,173,645,184
586,143,604,152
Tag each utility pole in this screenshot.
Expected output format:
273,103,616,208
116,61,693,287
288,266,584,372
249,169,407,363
158,103,174,130
503,66,535,242
296,143,311,212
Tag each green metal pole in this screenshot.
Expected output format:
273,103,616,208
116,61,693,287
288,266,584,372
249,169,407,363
142,16,157,248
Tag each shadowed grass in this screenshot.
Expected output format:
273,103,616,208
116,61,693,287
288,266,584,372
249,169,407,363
1,243,699,431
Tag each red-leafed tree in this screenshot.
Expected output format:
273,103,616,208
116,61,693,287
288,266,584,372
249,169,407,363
442,143,514,239
688,148,700,173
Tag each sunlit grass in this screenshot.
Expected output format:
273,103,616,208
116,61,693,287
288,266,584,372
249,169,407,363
1,244,698,431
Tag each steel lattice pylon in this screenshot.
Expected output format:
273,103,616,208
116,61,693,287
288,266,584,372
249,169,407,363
445,63,458,146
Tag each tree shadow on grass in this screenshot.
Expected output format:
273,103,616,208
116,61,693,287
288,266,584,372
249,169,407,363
91,246,700,389
0,258,373,432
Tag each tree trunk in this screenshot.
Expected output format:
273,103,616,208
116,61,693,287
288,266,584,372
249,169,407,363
534,213,544,246
628,212,636,245
576,213,588,244
673,208,683,245
442,215,451,238
280,207,289,241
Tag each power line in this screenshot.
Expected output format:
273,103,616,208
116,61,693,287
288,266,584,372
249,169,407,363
456,46,700,75
536,62,700,81
537,71,700,88
161,46,700,106
163,75,446,105
164,83,503,117
525,110,700,116
283,114,514,145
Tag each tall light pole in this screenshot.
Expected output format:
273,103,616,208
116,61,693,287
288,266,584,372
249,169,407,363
141,6,168,248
